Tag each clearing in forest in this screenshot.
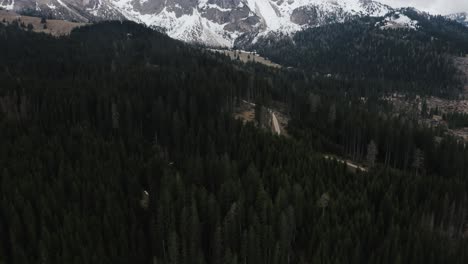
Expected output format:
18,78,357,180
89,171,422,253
0,9,85,36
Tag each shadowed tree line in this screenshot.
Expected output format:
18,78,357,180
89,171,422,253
0,21,467,264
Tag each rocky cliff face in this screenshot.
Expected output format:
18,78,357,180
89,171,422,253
0,0,393,46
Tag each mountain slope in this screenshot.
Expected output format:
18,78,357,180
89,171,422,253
1,0,392,46
3,0,467,47
447,12,468,27
2,20,468,264
248,10,468,96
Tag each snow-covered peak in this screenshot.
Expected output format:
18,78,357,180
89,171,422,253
106,0,396,47
2,0,396,46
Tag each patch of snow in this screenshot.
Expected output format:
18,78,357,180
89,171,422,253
0,0,15,10
204,4,231,12
260,0,390,35
56,0,68,9
380,12,418,30
106,0,395,47
56,0,77,14
273,0,389,17
111,0,238,46
168,8,234,47
241,0,305,38
198,0,208,9
56,0,89,21
47,3,57,10
86,0,102,16
245,0,282,30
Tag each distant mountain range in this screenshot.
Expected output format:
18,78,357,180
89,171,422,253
0,0,466,46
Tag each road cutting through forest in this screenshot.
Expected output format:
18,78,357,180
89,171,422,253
237,100,366,173
323,155,368,173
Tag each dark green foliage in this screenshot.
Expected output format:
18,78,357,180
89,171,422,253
0,21,467,264
249,13,468,96
443,112,468,129
402,8,468,52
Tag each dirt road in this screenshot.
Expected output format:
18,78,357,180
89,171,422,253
271,112,281,135
323,155,368,173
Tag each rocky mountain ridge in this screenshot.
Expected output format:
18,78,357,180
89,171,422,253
1,0,466,46
0,0,393,46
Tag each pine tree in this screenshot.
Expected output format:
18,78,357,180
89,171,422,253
366,140,378,168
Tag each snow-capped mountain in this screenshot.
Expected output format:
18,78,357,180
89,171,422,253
1,0,395,46
446,12,468,27
0,0,125,22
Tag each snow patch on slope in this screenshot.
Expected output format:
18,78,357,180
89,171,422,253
273,0,390,17
166,8,234,47
108,0,394,47
380,12,418,30
262,0,391,35
204,4,231,12
0,0,15,10
113,0,238,46
47,3,56,10
245,0,280,29
86,0,102,16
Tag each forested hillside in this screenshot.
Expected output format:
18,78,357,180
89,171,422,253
249,12,468,96
0,21,468,264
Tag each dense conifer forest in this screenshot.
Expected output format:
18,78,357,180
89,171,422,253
0,21,468,264
249,12,468,96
